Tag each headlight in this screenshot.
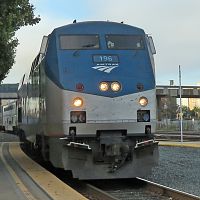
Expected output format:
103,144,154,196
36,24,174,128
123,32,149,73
73,97,83,107
139,97,148,107
99,82,109,91
111,82,121,92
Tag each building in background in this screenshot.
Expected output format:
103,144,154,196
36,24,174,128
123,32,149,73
188,98,200,110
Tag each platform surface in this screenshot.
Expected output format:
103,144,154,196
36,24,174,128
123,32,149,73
158,141,200,148
0,132,87,200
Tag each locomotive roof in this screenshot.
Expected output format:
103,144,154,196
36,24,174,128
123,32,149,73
50,21,145,35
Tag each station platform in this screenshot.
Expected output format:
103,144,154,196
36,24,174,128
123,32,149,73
0,132,87,200
158,141,200,148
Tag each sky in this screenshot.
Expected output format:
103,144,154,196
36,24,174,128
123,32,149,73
3,0,200,86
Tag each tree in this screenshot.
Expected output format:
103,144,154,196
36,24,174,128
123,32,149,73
0,0,40,82
181,105,190,119
191,106,200,119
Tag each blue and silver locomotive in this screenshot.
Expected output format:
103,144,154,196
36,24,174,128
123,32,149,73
18,21,158,179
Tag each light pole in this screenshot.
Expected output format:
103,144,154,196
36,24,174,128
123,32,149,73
179,65,183,143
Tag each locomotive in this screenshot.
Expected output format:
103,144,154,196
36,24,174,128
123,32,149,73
18,21,158,179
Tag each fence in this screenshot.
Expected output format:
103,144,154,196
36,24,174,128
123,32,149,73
156,119,200,131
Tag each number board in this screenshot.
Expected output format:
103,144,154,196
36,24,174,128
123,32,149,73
93,55,119,63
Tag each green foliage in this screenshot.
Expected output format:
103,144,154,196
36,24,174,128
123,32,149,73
180,105,200,119
0,0,40,82
182,105,190,118
191,106,200,119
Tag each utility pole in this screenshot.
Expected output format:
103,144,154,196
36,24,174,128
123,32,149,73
179,65,183,143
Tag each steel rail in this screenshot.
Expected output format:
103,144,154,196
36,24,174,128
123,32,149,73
79,182,119,200
137,177,200,200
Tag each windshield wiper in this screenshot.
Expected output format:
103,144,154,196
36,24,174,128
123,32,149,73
82,44,97,48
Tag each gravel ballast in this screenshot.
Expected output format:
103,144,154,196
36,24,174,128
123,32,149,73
146,146,200,197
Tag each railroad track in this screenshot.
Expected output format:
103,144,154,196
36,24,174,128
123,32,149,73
137,177,200,200
75,182,118,200
155,131,200,141
86,178,200,200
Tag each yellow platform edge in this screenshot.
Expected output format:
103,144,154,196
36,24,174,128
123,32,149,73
158,141,200,148
9,143,88,200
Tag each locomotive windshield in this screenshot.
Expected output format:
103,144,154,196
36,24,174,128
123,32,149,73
106,35,144,50
60,35,99,49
